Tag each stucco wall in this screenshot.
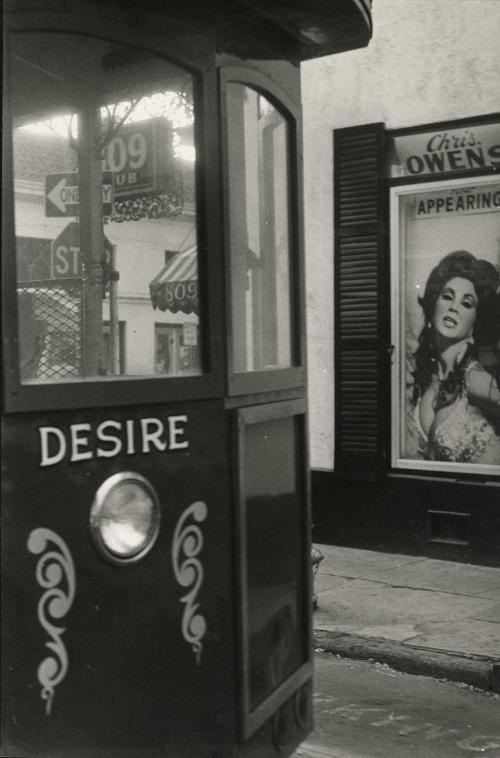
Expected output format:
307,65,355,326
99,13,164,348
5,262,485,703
301,0,500,470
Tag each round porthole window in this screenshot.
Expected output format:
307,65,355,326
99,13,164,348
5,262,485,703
90,472,160,564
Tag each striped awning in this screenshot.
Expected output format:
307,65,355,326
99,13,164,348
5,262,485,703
149,246,198,315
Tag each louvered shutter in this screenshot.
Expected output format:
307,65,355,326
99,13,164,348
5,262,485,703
334,123,387,480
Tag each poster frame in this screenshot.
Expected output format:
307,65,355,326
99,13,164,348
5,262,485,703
390,173,500,477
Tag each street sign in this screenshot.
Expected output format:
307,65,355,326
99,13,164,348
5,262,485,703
51,222,113,278
45,172,113,217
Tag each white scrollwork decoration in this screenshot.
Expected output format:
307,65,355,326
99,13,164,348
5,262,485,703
27,528,76,715
172,501,207,664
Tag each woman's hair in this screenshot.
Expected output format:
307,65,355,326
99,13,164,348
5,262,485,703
412,250,500,403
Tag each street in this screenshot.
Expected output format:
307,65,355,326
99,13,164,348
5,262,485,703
295,653,500,758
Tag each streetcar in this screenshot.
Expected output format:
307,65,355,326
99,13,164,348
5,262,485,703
1,1,372,756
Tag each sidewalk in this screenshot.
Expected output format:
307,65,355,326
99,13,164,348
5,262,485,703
312,544,500,692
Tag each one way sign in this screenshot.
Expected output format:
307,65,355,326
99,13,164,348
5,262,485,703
45,172,113,217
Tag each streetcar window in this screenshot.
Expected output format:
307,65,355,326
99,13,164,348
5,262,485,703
226,85,293,374
9,31,201,384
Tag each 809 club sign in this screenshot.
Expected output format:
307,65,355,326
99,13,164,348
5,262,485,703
101,117,175,197
45,118,176,218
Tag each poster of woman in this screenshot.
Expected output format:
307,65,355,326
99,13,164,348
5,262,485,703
391,176,500,473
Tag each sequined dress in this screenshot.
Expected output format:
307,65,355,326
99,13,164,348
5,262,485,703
410,361,500,463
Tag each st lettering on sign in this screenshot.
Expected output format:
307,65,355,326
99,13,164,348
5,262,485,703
101,118,176,197
51,221,113,278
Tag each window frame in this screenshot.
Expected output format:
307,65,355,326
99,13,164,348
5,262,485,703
220,66,306,398
2,20,224,413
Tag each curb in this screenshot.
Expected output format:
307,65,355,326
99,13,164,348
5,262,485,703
313,629,500,694
295,742,372,758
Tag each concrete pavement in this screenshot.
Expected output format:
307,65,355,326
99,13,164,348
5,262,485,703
312,544,500,692
296,655,500,758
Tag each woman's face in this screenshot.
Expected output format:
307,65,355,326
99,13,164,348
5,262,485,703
432,276,478,342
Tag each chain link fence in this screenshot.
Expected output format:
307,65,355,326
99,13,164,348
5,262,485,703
17,279,83,382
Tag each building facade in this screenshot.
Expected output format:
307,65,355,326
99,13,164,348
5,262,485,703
302,0,500,565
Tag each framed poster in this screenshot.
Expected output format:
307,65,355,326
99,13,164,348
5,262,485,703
390,175,500,475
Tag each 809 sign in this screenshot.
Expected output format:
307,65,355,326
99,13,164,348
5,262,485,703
103,131,148,191
101,118,174,197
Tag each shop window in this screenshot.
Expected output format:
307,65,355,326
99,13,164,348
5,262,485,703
390,175,500,475
155,323,200,376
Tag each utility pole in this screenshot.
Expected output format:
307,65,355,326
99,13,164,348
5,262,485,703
109,245,120,375
78,103,104,377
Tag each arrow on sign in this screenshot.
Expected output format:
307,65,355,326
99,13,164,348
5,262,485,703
47,177,79,213
45,172,114,217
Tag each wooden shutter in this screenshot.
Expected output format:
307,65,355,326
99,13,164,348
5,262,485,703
334,123,387,480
